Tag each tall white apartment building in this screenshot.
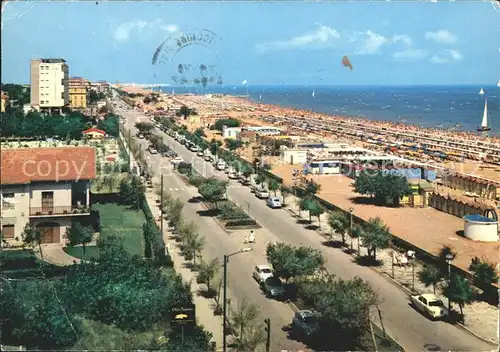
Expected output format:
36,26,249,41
30,58,70,111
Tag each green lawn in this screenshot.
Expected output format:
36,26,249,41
64,246,100,261
64,203,145,260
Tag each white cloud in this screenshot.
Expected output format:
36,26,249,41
392,34,412,47
430,49,463,64
255,25,339,52
161,24,179,33
392,49,428,60
114,19,178,42
353,30,388,55
424,30,457,44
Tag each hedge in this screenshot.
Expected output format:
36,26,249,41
140,193,171,266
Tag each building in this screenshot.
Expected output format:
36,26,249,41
68,77,89,109
222,126,242,139
280,147,308,165
30,58,69,111
0,147,96,244
90,80,110,94
1,91,9,112
83,127,106,139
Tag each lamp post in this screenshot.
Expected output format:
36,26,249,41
223,247,253,352
445,253,454,313
348,207,354,251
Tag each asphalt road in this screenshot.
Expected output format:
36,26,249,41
116,103,306,351
114,97,495,352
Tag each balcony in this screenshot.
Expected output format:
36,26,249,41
29,206,90,217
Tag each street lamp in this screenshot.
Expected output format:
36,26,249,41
222,247,253,352
445,253,455,313
348,207,354,251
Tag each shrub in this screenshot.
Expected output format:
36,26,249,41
225,219,257,227
218,201,248,220
177,162,192,175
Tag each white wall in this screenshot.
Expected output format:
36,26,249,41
282,149,307,165
38,62,69,108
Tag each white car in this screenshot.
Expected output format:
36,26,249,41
197,151,204,157
410,294,449,320
170,157,184,165
255,188,269,199
253,265,274,284
216,161,226,171
228,171,239,179
266,197,282,208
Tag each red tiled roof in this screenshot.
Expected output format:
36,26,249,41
83,127,106,135
1,147,96,185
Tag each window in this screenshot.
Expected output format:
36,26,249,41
2,193,15,209
41,191,54,210
2,225,15,239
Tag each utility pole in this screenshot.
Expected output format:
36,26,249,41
160,174,164,236
222,255,228,352
264,318,271,352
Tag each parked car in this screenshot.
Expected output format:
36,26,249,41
262,276,286,299
170,157,184,165
253,265,274,284
204,155,212,162
255,188,269,199
216,160,227,171
228,171,239,179
137,133,144,139
292,310,320,337
148,147,158,154
197,151,204,157
410,294,448,320
266,197,282,208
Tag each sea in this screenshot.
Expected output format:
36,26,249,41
156,85,500,134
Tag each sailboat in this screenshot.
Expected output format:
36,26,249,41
312,89,315,98
477,98,491,132
479,87,485,95
259,93,262,101
497,79,500,87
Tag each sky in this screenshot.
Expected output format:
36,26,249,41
2,1,500,86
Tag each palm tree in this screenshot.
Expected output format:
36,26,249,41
328,211,350,245
418,264,442,294
230,298,261,350
197,258,221,296
268,179,280,196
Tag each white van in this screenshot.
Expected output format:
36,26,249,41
216,160,226,171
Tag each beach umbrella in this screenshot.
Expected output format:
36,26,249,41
342,56,353,70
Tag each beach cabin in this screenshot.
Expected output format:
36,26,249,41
83,127,106,139
308,160,342,175
281,148,308,165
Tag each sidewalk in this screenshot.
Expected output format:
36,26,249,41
145,188,224,350
34,244,82,266
283,192,499,345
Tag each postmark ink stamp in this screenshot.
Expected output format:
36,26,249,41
152,28,223,87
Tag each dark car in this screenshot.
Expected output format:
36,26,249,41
292,310,320,337
262,277,286,299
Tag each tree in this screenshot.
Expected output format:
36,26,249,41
163,325,213,352
359,217,391,261
268,179,280,196
143,96,152,104
198,178,227,210
296,274,379,350
167,198,184,231
225,139,242,152
142,221,158,259
178,105,191,119
97,114,119,137
307,199,325,228
194,128,206,138
418,264,443,294
438,245,457,263
89,90,99,105
442,274,474,323
102,174,117,194
209,139,222,156
179,221,205,267
66,222,94,258
306,180,321,195
135,122,155,135
468,257,499,295
328,211,350,245
230,298,265,351
119,174,145,210
213,118,240,131
354,171,412,206
266,243,325,282
21,223,44,260
279,184,291,206
197,258,221,296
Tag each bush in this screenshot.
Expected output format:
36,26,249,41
188,175,204,187
218,201,248,220
225,219,257,227
177,162,192,175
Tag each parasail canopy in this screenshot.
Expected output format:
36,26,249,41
342,56,353,70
